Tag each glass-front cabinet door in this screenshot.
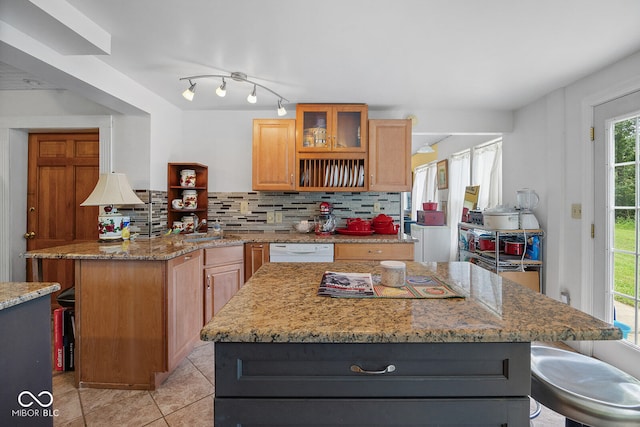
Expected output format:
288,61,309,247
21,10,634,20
296,104,367,152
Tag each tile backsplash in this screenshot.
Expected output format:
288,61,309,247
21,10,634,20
121,191,402,237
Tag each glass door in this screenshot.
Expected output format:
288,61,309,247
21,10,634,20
593,90,640,377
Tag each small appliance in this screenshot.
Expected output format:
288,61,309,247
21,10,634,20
517,188,540,229
315,202,336,235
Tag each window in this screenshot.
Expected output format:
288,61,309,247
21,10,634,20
411,161,438,221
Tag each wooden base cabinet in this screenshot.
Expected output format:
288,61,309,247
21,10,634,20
76,251,203,390
203,246,244,323
334,243,414,261
167,251,204,371
214,342,531,426
244,243,269,282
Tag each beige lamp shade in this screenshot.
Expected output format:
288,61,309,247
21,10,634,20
81,173,144,206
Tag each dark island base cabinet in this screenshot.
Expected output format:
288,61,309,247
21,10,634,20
214,342,531,426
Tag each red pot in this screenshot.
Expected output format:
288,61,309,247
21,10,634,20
504,241,525,255
422,202,438,211
372,214,393,226
374,224,399,235
346,218,371,231
477,237,495,251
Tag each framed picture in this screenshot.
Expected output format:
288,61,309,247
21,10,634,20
437,159,448,190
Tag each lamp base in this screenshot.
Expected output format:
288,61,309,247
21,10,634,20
97,214,127,241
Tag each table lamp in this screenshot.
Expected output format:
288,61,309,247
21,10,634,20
80,172,144,241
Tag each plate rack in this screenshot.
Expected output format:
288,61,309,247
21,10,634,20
298,158,365,190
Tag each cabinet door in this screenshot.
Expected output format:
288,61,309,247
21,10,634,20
204,263,243,320
167,251,203,371
333,105,367,152
368,119,412,191
244,243,270,282
252,119,296,191
296,104,367,152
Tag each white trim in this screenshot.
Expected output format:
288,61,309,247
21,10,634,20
0,115,112,281
580,76,640,357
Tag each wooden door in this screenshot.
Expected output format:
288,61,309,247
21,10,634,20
26,132,99,306
167,251,203,371
252,119,295,190
368,120,412,191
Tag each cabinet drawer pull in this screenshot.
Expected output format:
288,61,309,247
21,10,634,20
184,255,192,260
368,249,383,254
350,364,396,375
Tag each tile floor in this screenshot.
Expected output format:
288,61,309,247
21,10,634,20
51,339,568,426
52,340,215,426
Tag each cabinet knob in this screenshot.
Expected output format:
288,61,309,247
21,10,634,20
24,231,36,239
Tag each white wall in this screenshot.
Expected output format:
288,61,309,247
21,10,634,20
506,50,640,310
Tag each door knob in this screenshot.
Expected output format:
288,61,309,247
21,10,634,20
24,232,36,239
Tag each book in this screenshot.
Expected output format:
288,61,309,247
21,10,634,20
53,307,65,371
63,309,75,371
317,271,374,297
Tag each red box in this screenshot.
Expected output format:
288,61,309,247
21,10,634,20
417,210,445,226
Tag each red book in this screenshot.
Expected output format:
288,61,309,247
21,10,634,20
53,307,65,371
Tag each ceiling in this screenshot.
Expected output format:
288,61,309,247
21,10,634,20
3,0,640,152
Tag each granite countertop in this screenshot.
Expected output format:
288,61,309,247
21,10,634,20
200,261,621,344
0,282,61,311
23,232,415,260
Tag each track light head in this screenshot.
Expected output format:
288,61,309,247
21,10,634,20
277,99,287,116
247,85,257,104
215,78,227,97
182,80,196,101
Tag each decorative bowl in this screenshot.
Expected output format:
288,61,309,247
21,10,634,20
293,220,314,233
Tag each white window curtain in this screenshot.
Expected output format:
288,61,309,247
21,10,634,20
411,162,437,221
472,140,502,209
447,151,470,260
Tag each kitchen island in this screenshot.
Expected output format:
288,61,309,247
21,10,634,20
24,232,414,390
1,281,60,426
201,261,621,426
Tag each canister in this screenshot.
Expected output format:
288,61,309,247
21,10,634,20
182,215,195,233
182,189,197,209
180,169,196,187
172,221,184,232
380,261,406,288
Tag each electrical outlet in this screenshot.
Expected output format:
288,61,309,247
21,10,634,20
374,202,381,212
240,201,249,214
571,203,582,219
275,211,283,223
266,211,275,224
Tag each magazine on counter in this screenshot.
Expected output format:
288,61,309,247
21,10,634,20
317,271,375,297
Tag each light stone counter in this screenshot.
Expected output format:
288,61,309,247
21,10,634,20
0,281,60,311
23,232,414,261
201,261,621,344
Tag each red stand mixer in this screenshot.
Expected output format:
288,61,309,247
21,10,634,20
315,202,336,235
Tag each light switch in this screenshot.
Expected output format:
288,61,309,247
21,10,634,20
275,212,283,223
240,201,249,214
571,203,582,219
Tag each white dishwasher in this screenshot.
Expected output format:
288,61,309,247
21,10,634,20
269,243,334,262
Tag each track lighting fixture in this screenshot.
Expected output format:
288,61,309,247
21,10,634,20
179,71,289,115
182,80,196,101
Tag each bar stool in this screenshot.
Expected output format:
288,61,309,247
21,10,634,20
530,345,640,427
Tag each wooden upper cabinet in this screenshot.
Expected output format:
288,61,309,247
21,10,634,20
252,119,296,191
296,104,367,153
368,119,412,192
